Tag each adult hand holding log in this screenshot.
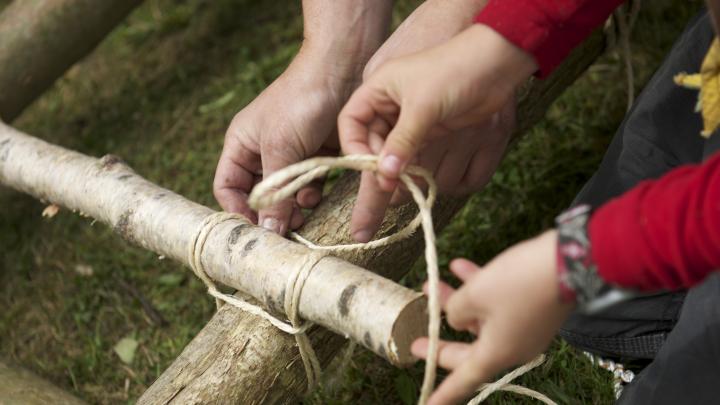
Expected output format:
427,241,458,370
213,0,393,234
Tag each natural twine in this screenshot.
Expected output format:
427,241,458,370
188,211,323,391
613,0,642,112
190,154,555,404
468,354,555,405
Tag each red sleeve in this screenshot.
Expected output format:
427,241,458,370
590,152,720,291
475,0,625,78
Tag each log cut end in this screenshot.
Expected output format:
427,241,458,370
388,293,427,367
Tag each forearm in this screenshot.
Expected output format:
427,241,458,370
590,152,720,291
362,0,489,78
300,0,393,83
475,0,626,77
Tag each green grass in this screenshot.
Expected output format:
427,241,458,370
0,0,703,403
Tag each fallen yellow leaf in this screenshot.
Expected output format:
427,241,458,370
676,39,720,137
674,72,702,89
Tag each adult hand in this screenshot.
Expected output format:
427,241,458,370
213,50,348,234
213,0,392,234
411,231,574,405
339,24,538,241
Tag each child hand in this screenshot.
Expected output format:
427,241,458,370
412,231,575,405
338,24,536,193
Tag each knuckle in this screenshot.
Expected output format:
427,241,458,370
355,205,384,226
212,187,223,202
390,128,421,151
445,310,464,331
362,58,381,81
227,111,253,137
453,178,488,196
261,140,300,166
353,194,386,223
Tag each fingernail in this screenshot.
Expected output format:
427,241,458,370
380,154,402,176
262,217,282,234
353,229,372,243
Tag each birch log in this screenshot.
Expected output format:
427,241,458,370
0,123,427,366
0,360,87,405
138,31,608,404
0,0,144,122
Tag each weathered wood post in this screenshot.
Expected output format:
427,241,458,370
0,0,144,122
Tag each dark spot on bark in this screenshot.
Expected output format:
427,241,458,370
241,239,257,257
0,138,11,162
363,332,373,349
270,289,285,314
116,174,132,181
154,193,167,200
226,223,251,250
114,209,134,241
100,154,124,170
225,223,253,262
338,284,357,317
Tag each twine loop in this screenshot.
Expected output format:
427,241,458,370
248,155,436,251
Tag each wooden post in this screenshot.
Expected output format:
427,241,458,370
0,0,144,122
0,360,87,405
138,31,608,404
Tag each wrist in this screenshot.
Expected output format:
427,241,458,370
537,229,567,296
300,0,392,87
476,24,538,90
298,40,366,81
555,205,636,313
458,24,538,104
289,47,363,109
426,0,489,19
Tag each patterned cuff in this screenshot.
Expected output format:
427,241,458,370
556,205,635,313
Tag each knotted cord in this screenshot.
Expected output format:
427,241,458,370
188,211,324,391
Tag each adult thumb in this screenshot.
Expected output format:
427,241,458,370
378,103,435,185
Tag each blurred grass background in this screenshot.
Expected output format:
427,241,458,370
0,0,703,403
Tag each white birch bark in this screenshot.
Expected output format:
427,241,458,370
0,123,426,366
